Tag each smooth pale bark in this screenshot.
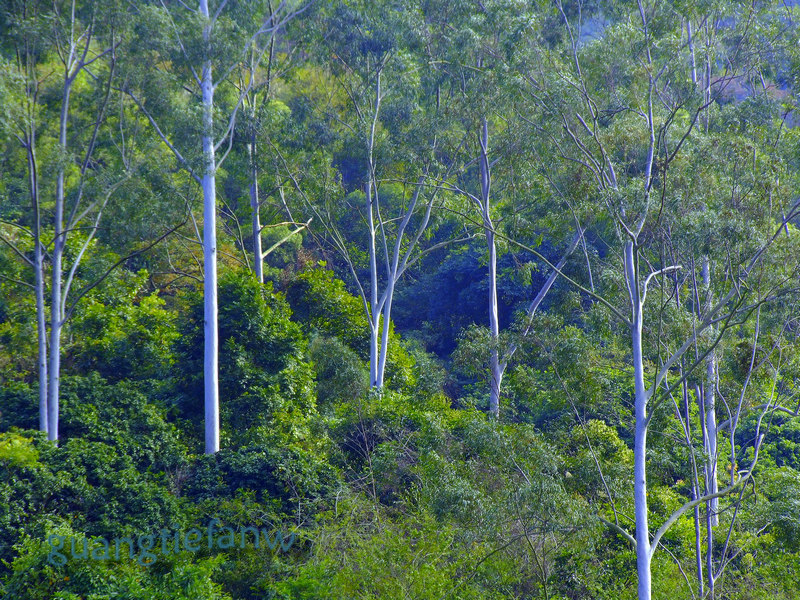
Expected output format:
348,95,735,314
683,376,705,597
128,2,297,451
544,8,792,597
366,70,381,389
129,2,300,452
452,118,580,419
625,241,652,600
703,22,712,133
687,20,697,87
367,178,380,388
48,249,63,443
487,224,502,418
13,13,49,435
697,379,716,597
36,251,48,434
47,77,72,443
375,178,430,389
40,14,114,441
247,31,272,285
25,135,48,435
35,213,48,436
376,276,394,390
701,256,719,526
249,137,263,284
315,58,435,391
477,117,502,419
704,354,719,519
200,0,220,454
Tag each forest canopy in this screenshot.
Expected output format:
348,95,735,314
2,1,800,599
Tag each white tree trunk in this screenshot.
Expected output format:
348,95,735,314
249,138,263,284
684,379,705,597
366,70,381,390
487,226,502,418
702,256,719,526
376,277,394,390
26,138,48,435
47,286,62,444
47,80,72,443
478,117,502,419
687,20,697,87
626,241,652,600
375,178,428,389
367,180,379,389
36,231,48,435
200,0,220,454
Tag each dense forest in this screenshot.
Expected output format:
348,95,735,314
2,1,800,598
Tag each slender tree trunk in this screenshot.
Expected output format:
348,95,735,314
706,504,715,597
694,488,705,596
703,22,711,133
200,0,219,454
27,137,48,435
687,20,697,87
487,224,501,418
375,179,428,389
366,69,381,389
249,136,263,284
19,17,49,435
692,39,719,538
478,117,501,419
695,379,716,596
248,36,268,285
376,278,395,389
684,377,705,597
626,241,651,600
35,227,48,435
702,256,719,525
369,323,379,388
705,351,719,521
47,281,62,444
367,180,379,388
47,77,72,443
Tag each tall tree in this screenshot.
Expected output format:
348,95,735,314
1,0,129,442
1,0,50,435
291,0,455,390
524,1,800,597
123,0,306,453
47,0,123,443
425,0,583,418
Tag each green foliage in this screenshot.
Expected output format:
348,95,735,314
0,431,39,467
285,265,369,356
0,433,184,574
308,335,369,407
0,381,40,431
72,285,178,381
261,222,304,275
57,374,188,473
3,520,232,600
2,1,800,598
0,279,38,383
285,264,427,393
270,498,511,600
758,467,800,552
184,444,338,513
176,269,318,448
0,58,24,135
